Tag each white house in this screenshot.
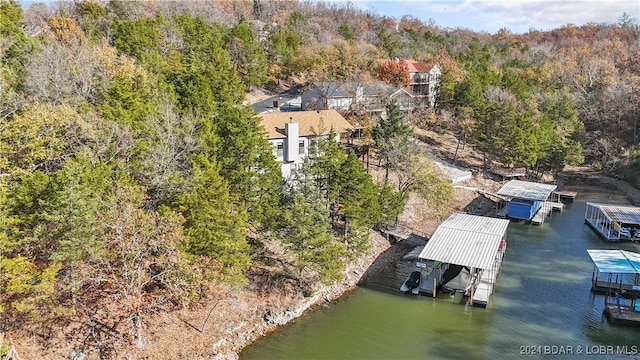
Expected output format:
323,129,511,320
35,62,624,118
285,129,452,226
259,110,354,181
405,60,441,107
301,81,414,113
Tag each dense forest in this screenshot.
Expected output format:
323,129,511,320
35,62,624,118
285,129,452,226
1,0,639,356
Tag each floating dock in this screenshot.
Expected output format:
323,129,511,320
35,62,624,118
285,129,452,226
471,244,506,307
605,303,640,326
588,249,640,326
530,201,564,225
552,190,578,202
495,180,562,225
418,213,510,308
584,203,640,241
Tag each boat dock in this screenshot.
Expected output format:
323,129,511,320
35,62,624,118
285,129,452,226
552,190,577,202
418,264,445,297
584,203,640,241
495,180,563,225
592,280,640,298
530,201,564,225
471,245,506,307
588,249,640,326
605,302,640,326
418,214,510,308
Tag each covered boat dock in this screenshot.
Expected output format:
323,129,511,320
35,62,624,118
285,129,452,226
584,203,640,241
587,249,640,326
417,213,510,308
496,180,561,224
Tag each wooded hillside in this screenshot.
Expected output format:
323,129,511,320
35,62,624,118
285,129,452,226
0,0,638,356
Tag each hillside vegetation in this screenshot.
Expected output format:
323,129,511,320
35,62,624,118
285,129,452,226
1,0,639,357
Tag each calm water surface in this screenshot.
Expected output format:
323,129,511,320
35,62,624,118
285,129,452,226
241,187,640,359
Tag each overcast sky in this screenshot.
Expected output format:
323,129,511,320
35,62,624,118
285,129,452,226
331,0,639,34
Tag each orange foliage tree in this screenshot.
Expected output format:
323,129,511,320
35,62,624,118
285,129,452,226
376,59,410,88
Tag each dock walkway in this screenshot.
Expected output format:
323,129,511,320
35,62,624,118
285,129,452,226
552,190,578,201
471,246,505,307
379,226,411,243
605,303,640,326
531,201,564,225
592,281,640,298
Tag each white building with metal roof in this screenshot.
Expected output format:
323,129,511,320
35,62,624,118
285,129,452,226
417,213,510,307
584,203,640,241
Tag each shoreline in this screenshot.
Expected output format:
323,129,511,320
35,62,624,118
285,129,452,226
223,170,640,359
6,171,639,359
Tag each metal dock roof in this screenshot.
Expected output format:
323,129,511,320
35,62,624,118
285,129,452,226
418,213,510,270
496,180,557,201
587,249,640,274
586,203,640,226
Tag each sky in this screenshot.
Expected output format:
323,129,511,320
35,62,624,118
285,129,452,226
327,0,640,34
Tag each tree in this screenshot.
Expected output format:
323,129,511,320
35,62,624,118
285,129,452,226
213,106,284,229
281,167,346,285
289,39,382,83
335,151,380,250
266,18,300,71
376,59,410,88
92,183,193,347
371,99,412,179
177,157,250,282
111,16,164,70
0,103,91,174
142,92,200,205
1,0,32,88
376,180,406,228
227,18,268,90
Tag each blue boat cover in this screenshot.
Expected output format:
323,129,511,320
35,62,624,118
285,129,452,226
587,249,640,274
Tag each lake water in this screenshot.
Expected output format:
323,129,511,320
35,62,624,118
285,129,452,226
240,187,640,360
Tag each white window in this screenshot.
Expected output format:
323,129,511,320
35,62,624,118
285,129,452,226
298,140,305,155
276,142,284,158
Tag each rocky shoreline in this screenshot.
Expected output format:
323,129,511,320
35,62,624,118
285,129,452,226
212,229,394,360
6,169,638,359
217,170,640,360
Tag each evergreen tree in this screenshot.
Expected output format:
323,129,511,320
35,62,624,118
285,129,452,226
227,18,268,90
282,167,346,284
214,106,283,229
337,152,380,231
376,180,406,228
266,19,300,69
177,157,250,281
372,99,412,179
0,0,32,89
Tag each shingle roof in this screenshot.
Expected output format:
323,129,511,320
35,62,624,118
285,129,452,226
310,81,398,98
405,60,437,72
259,110,353,139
